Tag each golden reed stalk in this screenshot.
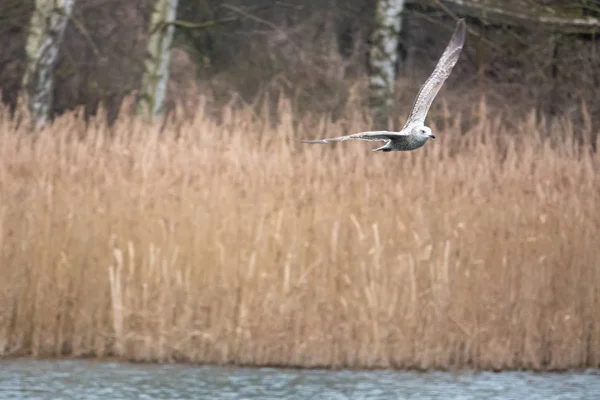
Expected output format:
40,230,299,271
0,98,598,370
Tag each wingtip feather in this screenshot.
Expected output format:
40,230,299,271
301,139,327,144
453,19,467,47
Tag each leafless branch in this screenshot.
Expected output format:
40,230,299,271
418,0,600,32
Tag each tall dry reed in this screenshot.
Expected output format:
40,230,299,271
0,98,598,370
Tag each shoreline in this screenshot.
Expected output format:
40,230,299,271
1,355,599,374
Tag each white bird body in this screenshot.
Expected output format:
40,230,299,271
303,19,467,152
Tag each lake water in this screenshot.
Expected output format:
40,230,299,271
0,359,599,399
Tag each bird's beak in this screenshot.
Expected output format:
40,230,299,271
429,134,436,140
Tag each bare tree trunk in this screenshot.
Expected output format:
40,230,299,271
369,0,405,127
21,0,75,129
547,36,560,138
137,0,179,118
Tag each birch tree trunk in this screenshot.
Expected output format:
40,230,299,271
369,0,405,127
137,0,179,118
21,0,75,129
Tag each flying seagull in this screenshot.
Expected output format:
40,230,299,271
303,19,466,152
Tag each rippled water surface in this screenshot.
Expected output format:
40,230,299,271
1,359,599,399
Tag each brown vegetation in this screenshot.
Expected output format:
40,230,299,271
0,97,599,370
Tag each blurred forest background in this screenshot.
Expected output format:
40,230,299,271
0,0,599,130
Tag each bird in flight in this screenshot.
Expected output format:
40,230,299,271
303,19,466,152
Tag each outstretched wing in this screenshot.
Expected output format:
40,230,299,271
302,130,397,144
403,19,466,128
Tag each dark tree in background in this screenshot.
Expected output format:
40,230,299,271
21,0,75,129
368,0,405,127
137,0,179,118
0,0,598,129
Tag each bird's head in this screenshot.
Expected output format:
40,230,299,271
413,126,435,140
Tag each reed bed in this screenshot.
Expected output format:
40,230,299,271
0,98,598,370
